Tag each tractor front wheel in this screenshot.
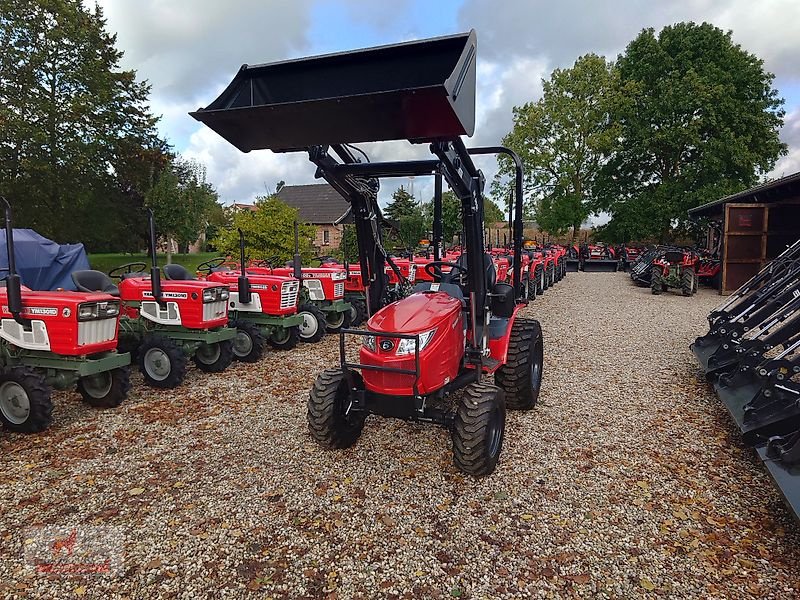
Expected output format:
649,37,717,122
268,325,300,350
452,382,506,476
521,274,530,299
527,272,537,301
651,268,664,295
77,366,131,408
495,318,544,410
536,267,546,295
307,369,366,449
297,303,326,343
139,334,188,388
0,367,53,433
193,340,234,373
325,308,352,334
349,297,368,327
231,320,266,363
682,267,696,297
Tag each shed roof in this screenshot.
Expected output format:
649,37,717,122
688,171,800,218
275,183,351,224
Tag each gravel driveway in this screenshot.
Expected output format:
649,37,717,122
1,271,798,599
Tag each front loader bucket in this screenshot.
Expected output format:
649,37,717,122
566,259,579,272
581,259,618,273
190,31,477,152
756,436,800,522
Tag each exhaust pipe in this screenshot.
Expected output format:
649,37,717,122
2,198,27,326
146,208,164,306
237,228,252,304
292,221,302,281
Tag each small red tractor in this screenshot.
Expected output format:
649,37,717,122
579,242,618,272
190,231,304,360
72,210,237,388
193,30,545,475
0,200,131,433
697,252,721,289
650,248,699,296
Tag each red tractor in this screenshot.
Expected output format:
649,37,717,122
650,248,699,296
72,211,237,388
0,200,131,433
193,30,545,475
190,231,304,361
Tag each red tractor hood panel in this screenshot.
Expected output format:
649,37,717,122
368,292,461,334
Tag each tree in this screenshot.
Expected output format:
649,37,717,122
483,197,504,224
383,186,418,221
598,22,786,240
497,54,618,241
145,159,218,263
0,0,162,247
212,197,315,264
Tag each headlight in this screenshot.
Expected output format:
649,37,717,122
362,334,376,352
99,301,119,318
78,303,98,321
220,288,230,300
332,271,347,281
77,301,119,321
202,287,228,303
396,328,436,356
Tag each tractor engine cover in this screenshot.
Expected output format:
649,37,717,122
360,291,464,396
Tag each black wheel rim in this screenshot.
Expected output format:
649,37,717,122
531,339,543,389
487,404,502,457
233,330,253,357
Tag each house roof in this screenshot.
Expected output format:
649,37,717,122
276,183,351,224
688,171,800,218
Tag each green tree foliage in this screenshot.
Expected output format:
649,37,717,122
339,224,359,262
0,0,163,249
212,197,315,264
598,22,786,240
498,54,618,241
483,197,504,223
145,159,218,262
383,186,418,221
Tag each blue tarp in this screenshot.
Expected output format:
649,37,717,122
0,229,90,291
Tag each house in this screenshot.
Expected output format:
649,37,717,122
275,184,351,251
688,171,800,294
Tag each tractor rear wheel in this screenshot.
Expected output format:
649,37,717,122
521,274,530,299
231,320,266,363
268,325,300,350
139,334,187,388
78,366,131,408
349,297,368,327
193,340,234,373
495,318,544,410
682,267,695,297
452,382,506,476
651,268,663,295
307,369,367,449
0,367,52,433
536,267,546,295
297,303,326,343
325,307,352,333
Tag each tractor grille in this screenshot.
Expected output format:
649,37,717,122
280,280,300,309
77,318,117,346
334,282,345,298
203,300,227,322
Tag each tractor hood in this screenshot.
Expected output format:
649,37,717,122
368,291,461,334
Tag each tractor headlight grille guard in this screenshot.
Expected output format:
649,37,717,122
341,328,422,396
202,287,229,303
77,300,120,321
334,282,345,298
331,271,347,281
280,280,300,309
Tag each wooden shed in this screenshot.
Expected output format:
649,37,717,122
688,172,800,294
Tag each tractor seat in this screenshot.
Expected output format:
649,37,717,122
412,282,465,305
72,270,120,297
163,264,196,280
453,253,497,290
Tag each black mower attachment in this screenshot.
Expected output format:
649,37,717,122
691,237,800,521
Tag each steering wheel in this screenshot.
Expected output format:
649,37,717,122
196,256,227,275
424,260,467,284
109,262,148,280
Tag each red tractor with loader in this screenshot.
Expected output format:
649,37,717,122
72,210,237,388
650,248,699,296
0,200,131,433
193,30,544,475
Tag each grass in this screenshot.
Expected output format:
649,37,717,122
88,252,219,275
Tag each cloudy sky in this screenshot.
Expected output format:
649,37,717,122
94,0,800,208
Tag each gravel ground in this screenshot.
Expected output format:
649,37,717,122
1,271,798,599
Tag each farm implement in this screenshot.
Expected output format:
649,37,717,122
192,29,544,476
72,210,236,388
691,237,800,521
0,200,131,433
579,243,618,273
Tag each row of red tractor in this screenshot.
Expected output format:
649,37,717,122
0,204,568,435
